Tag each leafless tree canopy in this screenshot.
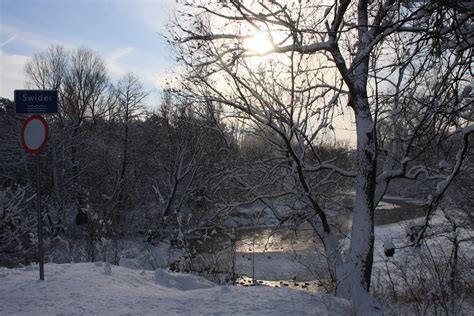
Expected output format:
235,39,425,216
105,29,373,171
168,0,473,311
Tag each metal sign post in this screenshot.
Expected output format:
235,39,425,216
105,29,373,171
16,90,57,281
36,154,44,280
20,115,49,281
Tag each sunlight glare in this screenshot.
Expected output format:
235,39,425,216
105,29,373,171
243,31,274,55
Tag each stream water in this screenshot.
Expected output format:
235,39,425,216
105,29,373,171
192,198,426,292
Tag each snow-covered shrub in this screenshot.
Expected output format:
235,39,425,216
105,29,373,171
374,228,474,315
0,186,37,267
45,235,73,264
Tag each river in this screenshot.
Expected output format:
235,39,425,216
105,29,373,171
191,197,426,291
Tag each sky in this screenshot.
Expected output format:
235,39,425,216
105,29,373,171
0,0,179,106
0,0,357,144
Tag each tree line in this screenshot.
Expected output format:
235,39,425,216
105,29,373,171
0,46,235,266
1,45,352,268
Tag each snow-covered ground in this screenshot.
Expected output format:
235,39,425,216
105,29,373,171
0,262,351,315
370,209,474,314
372,209,474,266
2,194,471,315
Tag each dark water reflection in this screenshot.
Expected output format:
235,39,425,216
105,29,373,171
235,223,318,253
199,199,425,254
191,199,426,287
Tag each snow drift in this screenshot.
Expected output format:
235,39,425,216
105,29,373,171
0,262,351,315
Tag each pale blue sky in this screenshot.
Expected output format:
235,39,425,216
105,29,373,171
0,0,179,106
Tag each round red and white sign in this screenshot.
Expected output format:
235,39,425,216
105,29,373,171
21,115,49,154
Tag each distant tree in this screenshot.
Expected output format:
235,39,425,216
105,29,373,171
116,73,148,190
24,46,114,232
0,98,36,267
107,73,148,245
19,45,237,265
0,98,26,188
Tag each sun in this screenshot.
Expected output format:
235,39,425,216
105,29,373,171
243,31,274,55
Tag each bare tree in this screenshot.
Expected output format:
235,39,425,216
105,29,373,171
116,73,148,187
25,46,113,125
107,73,148,249
18,45,237,266
143,94,232,238
24,46,114,231
169,1,473,312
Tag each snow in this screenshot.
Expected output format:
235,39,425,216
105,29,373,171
3,191,470,314
382,239,395,253
381,195,426,205
108,239,178,270
370,208,474,314
372,209,474,267
154,269,216,291
457,124,474,135
0,262,351,315
376,201,399,210
438,159,450,170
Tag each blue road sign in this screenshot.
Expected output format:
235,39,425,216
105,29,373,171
14,90,58,114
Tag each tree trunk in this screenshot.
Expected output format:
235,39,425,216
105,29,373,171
349,102,378,313
307,217,349,298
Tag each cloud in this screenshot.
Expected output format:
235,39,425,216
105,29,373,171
104,47,136,77
0,35,17,49
120,0,178,33
0,22,76,53
0,50,31,99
